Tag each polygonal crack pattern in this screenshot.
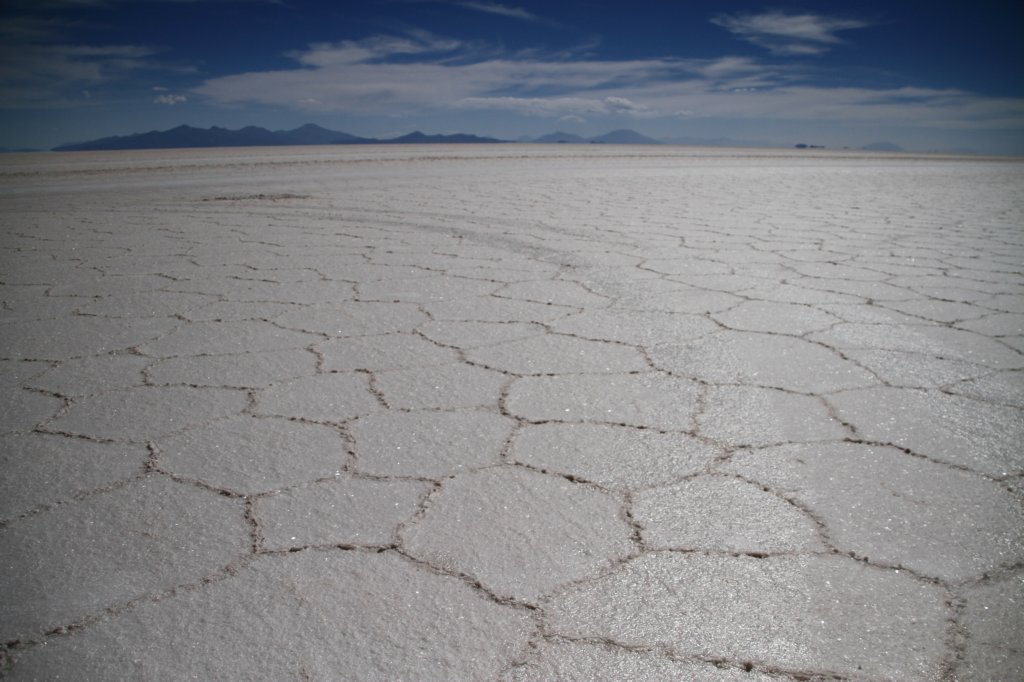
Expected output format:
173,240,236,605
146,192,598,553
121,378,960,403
400,466,635,603
1,147,1021,680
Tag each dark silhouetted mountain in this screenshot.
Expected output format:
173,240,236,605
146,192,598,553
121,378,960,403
588,129,661,144
531,129,661,144
533,131,588,143
282,123,369,145
861,141,904,152
53,124,302,151
52,124,504,151
381,131,506,144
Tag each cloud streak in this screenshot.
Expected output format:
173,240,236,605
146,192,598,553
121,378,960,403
457,2,540,22
711,11,871,55
0,3,192,109
457,95,649,117
190,31,1024,134
193,33,695,112
0,43,164,107
288,33,462,67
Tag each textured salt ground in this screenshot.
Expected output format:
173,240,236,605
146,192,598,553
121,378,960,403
1,145,1023,681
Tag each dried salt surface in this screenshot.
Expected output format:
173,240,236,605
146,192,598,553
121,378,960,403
828,386,1023,477
26,354,152,397
648,330,876,393
45,385,249,441
156,415,349,494
318,332,458,371
7,551,534,680
632,475,826,554
254,476,432,550
0,434,144,520
506,372,700,430
504,640,779,681
349,409,515,478
253,372,381,423
0,360,63,433
0,475,249,641
543,552,948,680
1,146,1022,680
509,422,719,491
956,575,1024,680
400,466,634,603
146,348,318,388
722,443,1024,581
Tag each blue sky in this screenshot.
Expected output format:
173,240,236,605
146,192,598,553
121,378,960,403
1,0,1022,153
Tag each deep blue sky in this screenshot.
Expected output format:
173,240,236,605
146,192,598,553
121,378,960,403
1,0,1022,153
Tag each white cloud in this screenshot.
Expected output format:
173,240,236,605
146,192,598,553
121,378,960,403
604,96,646,112
458,2,540,22
712,11,870,55
194,34,710,115
195,37,673,117
153,93,186,104
0,42,165,107
456,95,648,117
189,31,1024,134
692,56,764,78
288,32,461,67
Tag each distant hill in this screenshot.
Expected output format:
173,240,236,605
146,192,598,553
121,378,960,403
285,123,368,145
589,129,662,144
52,124,506,151
861,142,904,152
57,125,298,151
533,131,589,143
531,129,661,145
380,131,506,144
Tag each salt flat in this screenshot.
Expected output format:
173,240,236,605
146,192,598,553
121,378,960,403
1,145,1022,680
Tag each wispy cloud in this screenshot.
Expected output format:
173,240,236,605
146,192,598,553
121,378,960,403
457,95,649,117
711,11,871,56
194,32,686,112
457,2,540,22
154,93,186,104
190,30,1024,134
0,3,193,108
288,32,461,67
0,43,164,107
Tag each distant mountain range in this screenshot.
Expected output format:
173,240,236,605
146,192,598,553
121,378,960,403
47,124,921,153
531,129,662,144
52,124,673,151
52,124,507,151
860,141,904,152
